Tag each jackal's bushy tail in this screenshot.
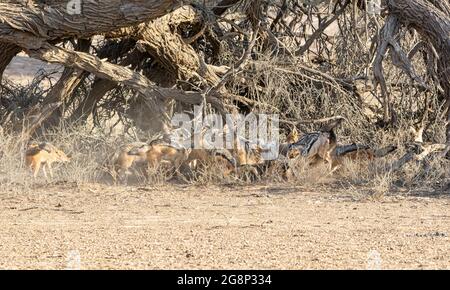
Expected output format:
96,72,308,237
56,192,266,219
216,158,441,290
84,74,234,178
334,144,370,157
374,145,398,158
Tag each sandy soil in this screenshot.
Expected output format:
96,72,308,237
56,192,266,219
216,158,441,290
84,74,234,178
0,183,448,269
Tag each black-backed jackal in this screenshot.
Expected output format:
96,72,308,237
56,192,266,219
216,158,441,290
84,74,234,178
128,140,190,173
231,139,276,179
288,117,345,168
233,142,264,166
184,148,237,178
279,126,300,157
181,126,238,177
286,126,299,144
332,144,397,167
25,142,71,178
113,142,149,182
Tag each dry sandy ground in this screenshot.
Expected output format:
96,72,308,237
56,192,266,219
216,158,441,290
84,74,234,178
0,183,448,269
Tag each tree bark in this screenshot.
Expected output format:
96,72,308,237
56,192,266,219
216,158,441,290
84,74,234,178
69,46,146,123
133,6,220,86
39,39,92,130
0,41,21,81
0,0,179,40
212,0,242,16
386,0,450,143
70,78,117,123
0,3,228,132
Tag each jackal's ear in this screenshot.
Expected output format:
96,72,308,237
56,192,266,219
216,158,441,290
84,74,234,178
27,141,40,149
287,126,299,143
143,144,152,152
288,148,301,159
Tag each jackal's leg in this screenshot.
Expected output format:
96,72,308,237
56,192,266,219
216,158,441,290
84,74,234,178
47,162,54,178
148,155,159,168
32,162,41,178
146,155,160,175
120,168,131,185
325,151,336,171
173,156,185,176
307,155,321,167
121,172,128,185
326,152,341,174
117,168,128,185
42,164,48,180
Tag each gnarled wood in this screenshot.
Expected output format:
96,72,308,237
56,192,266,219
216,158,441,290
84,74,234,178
134,6,220,86
0,0,179,40
0,41,21,81
386,0,450,143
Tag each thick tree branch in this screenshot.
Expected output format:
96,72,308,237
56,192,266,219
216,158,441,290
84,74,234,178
386,0,450,143
0,0,179,40
0,41,21,81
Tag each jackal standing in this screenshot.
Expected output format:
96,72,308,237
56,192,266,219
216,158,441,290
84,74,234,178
25,142,71,178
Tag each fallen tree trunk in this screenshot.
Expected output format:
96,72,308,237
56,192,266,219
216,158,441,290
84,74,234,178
391,143,447,171
0,0,179,40
0,3,229,132
19,34,225,112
